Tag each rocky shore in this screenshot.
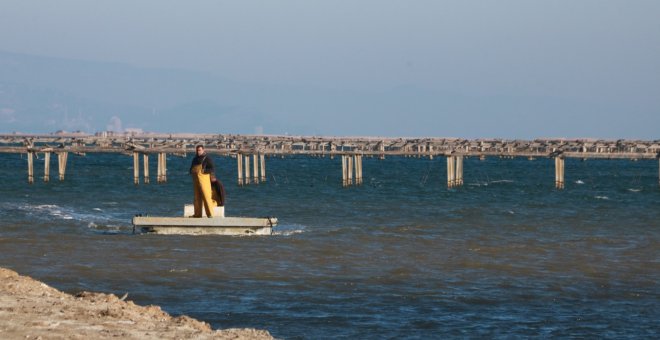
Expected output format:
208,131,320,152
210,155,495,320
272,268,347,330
0,267,273,339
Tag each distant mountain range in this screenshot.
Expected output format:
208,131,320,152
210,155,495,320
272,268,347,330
0,50,283,134
1,50,654,138
3,50,430,135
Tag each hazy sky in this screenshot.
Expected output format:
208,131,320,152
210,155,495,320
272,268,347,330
1,1,659,138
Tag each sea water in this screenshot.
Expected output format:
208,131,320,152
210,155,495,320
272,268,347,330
0,153,658,338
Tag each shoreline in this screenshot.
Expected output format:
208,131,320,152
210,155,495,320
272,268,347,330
0,267,273,339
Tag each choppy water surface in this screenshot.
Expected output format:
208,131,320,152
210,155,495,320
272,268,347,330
1,153,658,338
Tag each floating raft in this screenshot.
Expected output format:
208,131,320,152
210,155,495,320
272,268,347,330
133,205,277,235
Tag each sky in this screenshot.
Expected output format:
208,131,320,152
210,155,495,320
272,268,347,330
1,0,659,138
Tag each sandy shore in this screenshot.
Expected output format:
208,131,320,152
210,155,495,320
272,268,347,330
0,268,273,339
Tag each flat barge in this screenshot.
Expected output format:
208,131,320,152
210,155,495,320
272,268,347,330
133,205,277,235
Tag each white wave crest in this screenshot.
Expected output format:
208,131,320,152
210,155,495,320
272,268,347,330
272,224,306,236
16,203,117,224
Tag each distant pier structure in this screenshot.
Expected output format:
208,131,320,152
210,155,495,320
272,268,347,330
1,133,659,189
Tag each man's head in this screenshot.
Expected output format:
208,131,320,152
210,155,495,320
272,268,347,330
196,145,205,156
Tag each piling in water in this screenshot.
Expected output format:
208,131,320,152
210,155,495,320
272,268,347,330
354,155,363,185
27,151,34,184
445,156,464,188
43,152,50,182
260,154,266,182
58,152,68,181
159,153,168,183
446,156,454,188
143,154,150,184
156,153,163,183
456,156,464,186
342,155,347,187
245,154,251,185
555,157,565,189
253,154,259,184
237,153,244,186
347,154,353,186
133,152,139,185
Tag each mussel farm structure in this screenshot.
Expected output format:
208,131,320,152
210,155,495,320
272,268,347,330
1,133,659,189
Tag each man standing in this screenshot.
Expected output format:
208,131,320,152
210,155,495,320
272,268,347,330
189,145,215,217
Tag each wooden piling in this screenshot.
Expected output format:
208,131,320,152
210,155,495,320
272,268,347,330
58,152,68,181
157,153,162,183
162,153,167,182
461,156,464,185
237,154,244,186
452,156,457,187
360,155,364,184
555,157,565,189
143,154,150,184
27,151,34,184
253,154,259,184
353,155,359,185
360,155,363,184
133,152,139,185
352,155,357,185
342,155,347,187
453,156,457,187
380,142,385,160
245,154,251,184
43,152,50,182
446,155,463,188
447,156,455,188
355,155,362,185
347,154,353,186
359,155,363,185
456,156,463,186
556,157,560,188
560,157,565,189
446,156,451,188
559,157,564,189
260,154,266,182
156,153,160,183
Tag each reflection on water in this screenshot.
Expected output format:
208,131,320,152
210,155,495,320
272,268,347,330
1,154,659,338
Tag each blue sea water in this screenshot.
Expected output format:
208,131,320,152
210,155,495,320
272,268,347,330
0,152,659,338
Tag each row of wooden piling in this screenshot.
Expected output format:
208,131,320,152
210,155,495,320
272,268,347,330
447,155,464,188
26,151,68,184
237,153,266,186
342,155,363,187
23,151,660,189
132,152,168,185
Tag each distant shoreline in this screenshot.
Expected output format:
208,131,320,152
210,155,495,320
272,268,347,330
1,133,658,161
1,131,658,143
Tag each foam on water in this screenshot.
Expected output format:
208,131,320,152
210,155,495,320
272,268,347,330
272,223,307,236
3,201,126,231
490,179,514,184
